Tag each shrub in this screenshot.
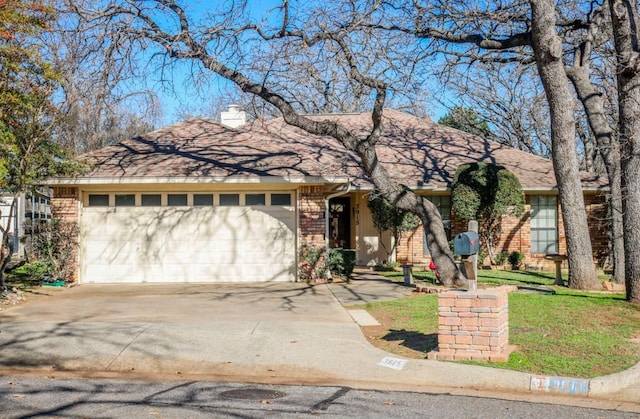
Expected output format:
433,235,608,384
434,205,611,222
367,190,420,261
12,261,52,281
452,163,525,264
508,251,524,270
373,261,400,271
477,248,487,267
494,250,510,266
25,219,78,282
327,248,356,279
298,243,326,283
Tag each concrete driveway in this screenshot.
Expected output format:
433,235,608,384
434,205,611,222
0,275,417,384
1,282,352,324
1,270,412,324
0,282,353,376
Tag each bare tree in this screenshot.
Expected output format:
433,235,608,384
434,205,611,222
45,0,161,154
609,0,640,302
370,0,600,289
77,0,467,286
564,4,625,285
436,58,553,157
72,1,639,296
424,3,626,286
528,0,600,289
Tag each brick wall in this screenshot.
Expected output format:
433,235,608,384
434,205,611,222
396,193,609,270
427,286,515,362
50,187,80,282
585,193,609,266
298,186,326,248
397,226,426,264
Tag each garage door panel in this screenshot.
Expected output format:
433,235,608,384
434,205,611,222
267,263,296,280
84,263,137,283
187,248,218,264
260,208,296,229
81,202,296,284
155,263,191,282
84,240,139,265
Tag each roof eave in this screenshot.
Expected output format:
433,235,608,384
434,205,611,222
47,175,352,186
521,186,609,193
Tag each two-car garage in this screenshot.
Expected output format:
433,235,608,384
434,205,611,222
79,191,297,284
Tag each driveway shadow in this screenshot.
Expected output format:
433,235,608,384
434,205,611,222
328,270,414,306
382,330,438,354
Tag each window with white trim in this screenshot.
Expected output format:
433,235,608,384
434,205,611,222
530,195,558,254
220,193,240,206
193,194,214,206
167,194,187,206
115,194,135,207
271,193,292,206
246,193,266,206
141,194,161,206
88,194,109,207
85,192,293,207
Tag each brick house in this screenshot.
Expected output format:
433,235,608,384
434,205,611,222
48,108,608,283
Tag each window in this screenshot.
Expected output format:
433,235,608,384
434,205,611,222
141,194,161,206
246,193,266,206
167,194,187,206
271,193,292,206
220,193,240,206
88,194,109,207
194,194,214,206
423,195,452,255
115,194,135,207
530,195,558,254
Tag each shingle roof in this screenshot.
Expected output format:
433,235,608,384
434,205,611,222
68,109,607,191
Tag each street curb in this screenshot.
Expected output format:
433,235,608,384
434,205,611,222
588,361,640,401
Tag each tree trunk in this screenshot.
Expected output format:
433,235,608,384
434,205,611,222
530,0,600,289
609,0,640,303
334,133,467,287
566,61,625,285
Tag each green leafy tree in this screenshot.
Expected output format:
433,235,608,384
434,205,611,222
0,1,73,289
438,106,495,140
367,190,420,263
452,163,525,265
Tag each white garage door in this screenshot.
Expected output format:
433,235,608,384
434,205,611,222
80,201,296,283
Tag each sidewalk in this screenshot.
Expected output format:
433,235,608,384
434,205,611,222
0,271,638,412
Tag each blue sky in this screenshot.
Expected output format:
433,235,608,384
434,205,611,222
140,0,286,124
137,1,450,125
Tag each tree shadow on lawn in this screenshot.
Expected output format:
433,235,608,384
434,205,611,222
382,329,438,355
478,271,556,287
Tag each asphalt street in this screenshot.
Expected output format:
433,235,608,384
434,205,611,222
1,376,638,419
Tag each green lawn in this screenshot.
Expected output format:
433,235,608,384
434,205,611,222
375,266,610,287
359,269,640,378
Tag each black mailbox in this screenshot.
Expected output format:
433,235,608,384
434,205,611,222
454,231,479,256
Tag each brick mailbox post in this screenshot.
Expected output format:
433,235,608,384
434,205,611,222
427,286,516,362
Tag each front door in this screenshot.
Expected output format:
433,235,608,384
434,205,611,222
329,197,351,248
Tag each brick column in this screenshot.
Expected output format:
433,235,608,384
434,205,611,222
51,187,80,283
298,186,325,247
298,186,327,282
428,286,516,362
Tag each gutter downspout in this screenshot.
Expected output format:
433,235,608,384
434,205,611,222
325,182,351,280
